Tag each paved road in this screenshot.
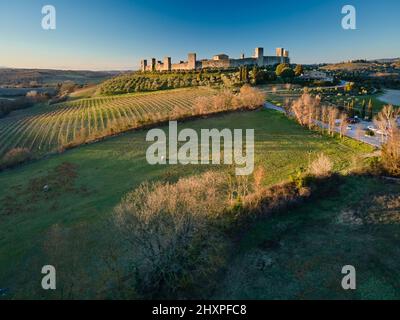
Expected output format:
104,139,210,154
265,102,382,148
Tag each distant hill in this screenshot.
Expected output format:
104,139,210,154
321,62,373,71
371,58,400,63
321,59,400,72
0,68,122,87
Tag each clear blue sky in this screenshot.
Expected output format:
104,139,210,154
0,0,399,70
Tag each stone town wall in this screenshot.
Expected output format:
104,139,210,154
200,59,230,69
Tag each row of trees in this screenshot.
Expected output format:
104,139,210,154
0,92,50,118
289,93,371,139
290,93,350,137
193,85,266,115
238,66,278,85
344,98,374,119
290,93,400,177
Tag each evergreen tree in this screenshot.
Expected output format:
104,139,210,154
361,99,366,119
243,66,249,83
349,99,355,118
252,66,259,84
367,99,373,120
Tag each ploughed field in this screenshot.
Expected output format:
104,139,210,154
0,87,215,157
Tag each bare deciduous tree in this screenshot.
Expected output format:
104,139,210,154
339,113,349,139
321,105,329,134
373,105,400,143
327,107,339,136
113,172,229,296
290,93,322,129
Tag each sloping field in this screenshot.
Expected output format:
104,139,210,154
0,109,373,298
0,87,215,157
321,62,374,71
215,175,400,299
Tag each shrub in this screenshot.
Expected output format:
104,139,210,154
0,148,32,169
243,180,309,217
193,96,211,115
365,129,375,136
191,85,265,116
212,89,234,111
309,153,333,177
237,85,266,109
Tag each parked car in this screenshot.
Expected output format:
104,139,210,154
367,125,378,132
348,117,360,124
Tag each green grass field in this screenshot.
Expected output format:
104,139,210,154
0,108,374,298
325,93,394,113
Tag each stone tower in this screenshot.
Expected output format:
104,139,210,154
283,50,289,58
187,53,196,70
276,48,284,57
151,58,156,71
163,57,171,71
276,48,285,63
254,47,264,66
140,59,147,72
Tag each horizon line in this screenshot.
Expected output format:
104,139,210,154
1,57,399,72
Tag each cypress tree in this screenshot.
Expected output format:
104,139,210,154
252,66,259,84
244,66,249,83
361,99,366,119
349,99,355,118
367,99,373,120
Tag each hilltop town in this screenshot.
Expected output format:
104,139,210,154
140,47,290,71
